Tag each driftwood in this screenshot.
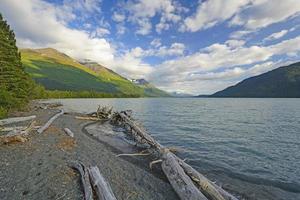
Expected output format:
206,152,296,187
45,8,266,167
0,121,36,144
88,166,117,200
0,125,40,132
162,151,208,200
0,115,36,126
37,110,64,134
177,159,237,200
71,162,93,200
88,106,113,120
75,116,100,121
107,107,238,200
64,128,74,137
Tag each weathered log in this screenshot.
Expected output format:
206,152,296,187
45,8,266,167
88,166,117,200
75,116,100,121
117,113,163,150
0,115,36,126
110,109,238,200
64,128,74,137
0,121,36,144
177,157,237,200
71,162,93,200
6,120,36,137
37,110,64,134
0,125,40,132
162,151,208,200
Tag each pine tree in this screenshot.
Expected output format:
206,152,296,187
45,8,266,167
0,12,34,116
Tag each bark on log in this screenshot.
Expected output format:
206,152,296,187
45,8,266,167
75,116,100,121
118,113,163,150
0,115,36,126
64,128,74,137
6,121,36,137
0,126,40,132
37,110,64,134
177,159,229,200
0,121,36,144
88,166,117,200
162,151,208,200
71,162,93,200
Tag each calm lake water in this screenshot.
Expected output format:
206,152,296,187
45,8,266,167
46,98,300,199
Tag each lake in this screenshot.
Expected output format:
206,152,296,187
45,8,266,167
46,98,300,200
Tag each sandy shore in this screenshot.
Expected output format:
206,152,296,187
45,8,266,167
0,102,179,200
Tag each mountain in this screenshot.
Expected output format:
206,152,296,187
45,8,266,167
211,62,300,98
21,48,168,97
170,91,194,97
130,78,170,97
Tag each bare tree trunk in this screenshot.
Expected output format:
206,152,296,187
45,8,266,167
64,128,74,137
37,110,64,134
88,166,117,200
0,115,36,126
71,162,93,200
162,151,208,200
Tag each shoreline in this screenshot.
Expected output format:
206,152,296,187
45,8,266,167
0,102,179,200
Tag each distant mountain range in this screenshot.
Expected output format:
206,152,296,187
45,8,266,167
21,48,169,97
211,62,300,98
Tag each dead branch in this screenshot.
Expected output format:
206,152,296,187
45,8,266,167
88,166,117,200
0,115,36,126
37,110,64,134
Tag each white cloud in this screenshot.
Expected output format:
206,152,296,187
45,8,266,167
0,0,114,64
229,30,253,39
125,0,185,34
112,12,126,22
92,27,110,37
231,0,300,29
125,42,185,59
182,0,250,32
150,38,162,48
148,36,300,94
263,30,288,42
182,0,300,33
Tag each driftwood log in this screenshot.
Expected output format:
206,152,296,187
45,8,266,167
71,162,93,200
162,151,208,200
37,109,64,134
88,166,117,200
177,159,237,200
64,128,74,137
0,120,37,144
0,115,36,126
105,107,238,200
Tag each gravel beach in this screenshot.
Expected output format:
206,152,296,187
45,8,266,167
0,102,179,200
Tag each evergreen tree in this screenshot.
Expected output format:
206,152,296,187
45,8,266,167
0,12,34,117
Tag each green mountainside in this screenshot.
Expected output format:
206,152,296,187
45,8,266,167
0,13,34,118
21,48,168,97
211,62,300,97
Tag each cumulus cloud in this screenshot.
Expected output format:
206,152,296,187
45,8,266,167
148,36,300,94
231,0,300,29
182,0,249,32
182,0,300,32
124,0,185,34
0,0,114,64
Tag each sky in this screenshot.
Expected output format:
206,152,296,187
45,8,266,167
1,0,300,95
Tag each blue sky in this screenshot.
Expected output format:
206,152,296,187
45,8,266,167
1,0,300,94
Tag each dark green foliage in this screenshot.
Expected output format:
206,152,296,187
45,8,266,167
212,62,300,98
0,13,34,118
